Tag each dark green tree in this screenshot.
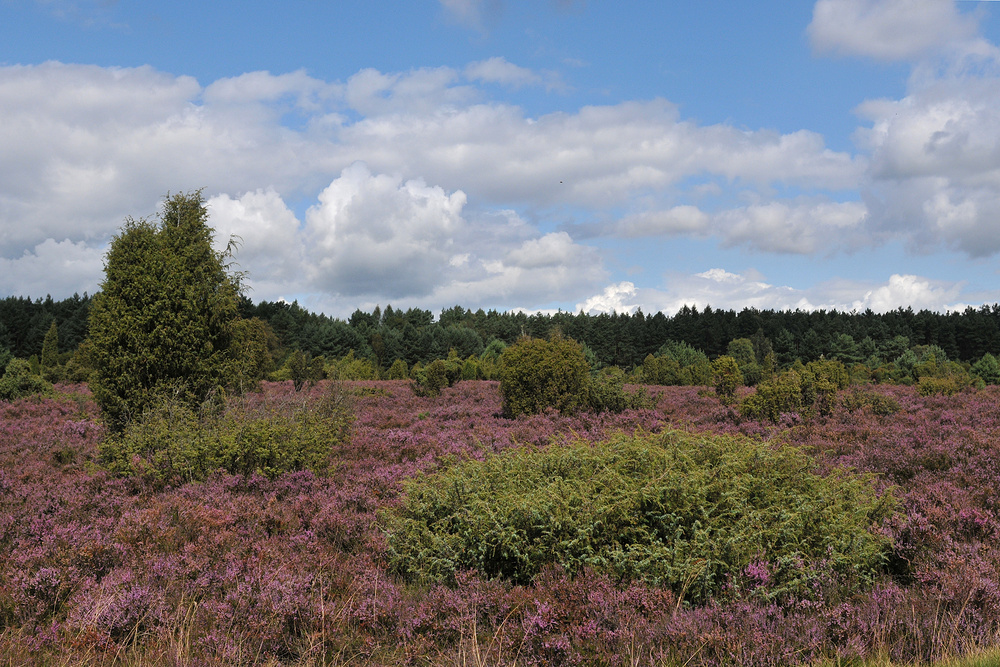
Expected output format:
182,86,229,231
88,191,242,432
40,320,59,369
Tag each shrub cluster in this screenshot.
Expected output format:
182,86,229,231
740,359,852,421
383,430,895,605
0,358,51,401
498,335,647,417
100,383,352,484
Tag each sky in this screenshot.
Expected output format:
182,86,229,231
3,1,1000,319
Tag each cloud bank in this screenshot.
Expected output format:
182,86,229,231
5,1,1000,317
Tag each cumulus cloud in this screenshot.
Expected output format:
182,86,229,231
4,54,987,315
850,273,964,312
853,59,1000,255
204,165,606,313
576,269,971,316
303,163,467,299
576,281,640,315
0,239,103,298
808,0,985,61
614,206,711,238
207,189,307,298
716,200,869,254
339,98,863,209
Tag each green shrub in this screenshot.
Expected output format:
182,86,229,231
972,353,1000,385
413,359,450,397
840,388,902,416
917,375,962,396
0,358,52,401
643,341,713,386
712,355,743,402
383,431,895,604
89,192,244,433
585,367,651,413
100,384,352,484
386,358,409,380
740,370,803,421
498,335,591,417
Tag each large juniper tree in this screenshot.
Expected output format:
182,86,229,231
89,191,242,432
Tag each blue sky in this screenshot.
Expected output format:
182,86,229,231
3,0,1000,318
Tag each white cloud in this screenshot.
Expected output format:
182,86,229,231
808,0,984,61
576,281,640,315
7,57,989,316
577,269,971,316
438,0,495,29
0,239,103,298
303,163,467,299
615,206,711,237
464,57,543,88
339,98,863,208
850,273,964,312
854,65,1000,255
716,200,869,254
207,189,307,297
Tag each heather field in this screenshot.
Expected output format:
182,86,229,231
2,380,1000,666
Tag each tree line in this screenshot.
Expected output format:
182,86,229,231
6,287,1000,375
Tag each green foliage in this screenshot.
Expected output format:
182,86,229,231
742,360,867,422
642,340,713,386
841,388,901,416
40,320,59,369
972,353,1000,385
0,358,52,401
413,359,450,397
498,335,591,417
740,370,803,422
386,358,409,380
383,431,896,604
100,384,352,483
412,352,463,396
325,351,377,381
230,317,276,390
88,192,243,432
61,339,95,383
798,359,850,416
584,367,651,413
712,355,743,402
727,337,763,386
917,376,962,397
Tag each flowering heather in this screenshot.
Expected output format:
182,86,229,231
1,380,1000,665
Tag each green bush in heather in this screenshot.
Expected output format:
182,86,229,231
100,384,352,483
585,366,651,413
0,358,51,401
383,430,896,604
712,355,743,403
498,335,591,417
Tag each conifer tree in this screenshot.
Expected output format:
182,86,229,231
40,320,59,369
88,191,242,432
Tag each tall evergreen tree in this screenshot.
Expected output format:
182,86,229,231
88,191,242,432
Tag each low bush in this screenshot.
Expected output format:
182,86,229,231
0,358,51,401
383,430,896,605
841,388,902,416
100,383,353,483
498,335,591,417
585,367,651,413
